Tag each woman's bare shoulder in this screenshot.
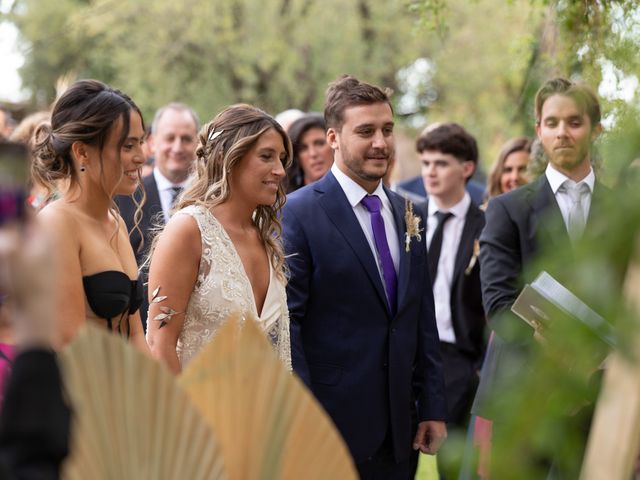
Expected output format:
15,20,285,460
156,212,202,254
36,200,81,241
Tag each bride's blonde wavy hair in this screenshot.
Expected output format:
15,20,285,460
174,104,292,280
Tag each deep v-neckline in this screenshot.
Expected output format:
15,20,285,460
205,210,274,318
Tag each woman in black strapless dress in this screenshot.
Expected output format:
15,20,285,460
30,80,149,352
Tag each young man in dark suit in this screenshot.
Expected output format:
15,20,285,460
282,75,447,479
116,103,198,328
417,123,486,477
418,124,486,418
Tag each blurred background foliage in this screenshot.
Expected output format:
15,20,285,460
3,0,640,476
4,0,640,177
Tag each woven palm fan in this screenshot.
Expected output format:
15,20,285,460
59,324,226,480
179,313,358,480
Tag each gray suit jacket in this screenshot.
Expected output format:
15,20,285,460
473,175,608,416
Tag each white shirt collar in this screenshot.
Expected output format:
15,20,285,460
331,163,391,210
545,163,595,194
153,167,190,191
428,191,470,218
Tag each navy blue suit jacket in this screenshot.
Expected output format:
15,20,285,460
282,171,447,464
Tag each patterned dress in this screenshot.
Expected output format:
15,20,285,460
172,205,291,370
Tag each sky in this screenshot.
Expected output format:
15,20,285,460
0,0,27,103
0,21,26,103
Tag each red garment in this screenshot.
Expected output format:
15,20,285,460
473,416,493,479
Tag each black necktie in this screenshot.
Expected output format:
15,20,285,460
428,211,454,285
170,186,183,207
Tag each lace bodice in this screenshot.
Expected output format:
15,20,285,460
174,205,291,370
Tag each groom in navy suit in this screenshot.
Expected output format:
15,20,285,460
282,75,447,478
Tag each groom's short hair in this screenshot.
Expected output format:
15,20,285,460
324,74,393,132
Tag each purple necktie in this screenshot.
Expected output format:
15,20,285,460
361,195,398,314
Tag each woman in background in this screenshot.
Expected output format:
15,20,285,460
486,136,532,199
285,113,333,192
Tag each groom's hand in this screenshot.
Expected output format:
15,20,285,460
413,420,447,455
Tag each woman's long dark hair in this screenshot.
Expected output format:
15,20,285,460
31,79,146,242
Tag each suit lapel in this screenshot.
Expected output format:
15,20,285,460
586,180,609,230
386,188,409,314
452,203,483,281
316,173,389,312
528,176,569,249
142,174,164,227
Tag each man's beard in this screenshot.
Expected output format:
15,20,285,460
340,143,391,183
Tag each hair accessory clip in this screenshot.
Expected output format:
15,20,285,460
208,129,224,142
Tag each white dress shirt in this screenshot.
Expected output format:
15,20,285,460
426,192,471,344
331,164,400,293
153,168,191,222
545,163,595,231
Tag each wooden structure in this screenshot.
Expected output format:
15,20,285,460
581,237,640,479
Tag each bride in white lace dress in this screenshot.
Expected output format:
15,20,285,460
146,104,292,373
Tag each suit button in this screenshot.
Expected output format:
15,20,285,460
391,328,396,333
382,362,388,368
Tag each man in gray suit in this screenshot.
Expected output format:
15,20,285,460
470,78,607,477
480,78,604,324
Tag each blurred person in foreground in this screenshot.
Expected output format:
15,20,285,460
0,221,70,479
32,80,148,351
285,113,334,192
282,75,447,479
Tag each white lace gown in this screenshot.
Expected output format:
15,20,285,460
173,205,291,370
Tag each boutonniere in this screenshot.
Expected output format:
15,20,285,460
404,199,423,252
464,239,480,275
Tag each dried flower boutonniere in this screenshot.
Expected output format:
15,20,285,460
150,286,184,329
464,239,480,275
404,198,423,252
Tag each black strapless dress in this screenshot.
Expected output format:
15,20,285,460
82,271,143,337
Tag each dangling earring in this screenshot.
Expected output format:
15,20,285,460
80,164,86,172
